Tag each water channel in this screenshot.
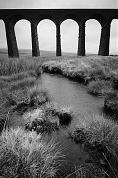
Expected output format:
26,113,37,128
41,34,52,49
38,74,104,177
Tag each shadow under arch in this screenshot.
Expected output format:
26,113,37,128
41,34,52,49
85,19,101,55
110,19,118,55
15,19,32,56
60,19,79,55
0,19,7,55
37,19,56,56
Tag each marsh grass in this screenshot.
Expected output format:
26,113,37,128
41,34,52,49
24,108,60,135
70,114,118,177
104,92,118,117
87,80,113,96
28,85,50,107
74,163,106,178
0,128,62,178
0,57,42,133
42,56,118,90
43,102,73,126
24,102,73,135
0,57,42,76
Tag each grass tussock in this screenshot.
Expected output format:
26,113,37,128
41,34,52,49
104,91,118,117
24,103,73,134
0,128,62,178
24,108,59,134
28,85,50,107
70,114,118,177
43,102,73,126
87,80,113,96
74,163,106,178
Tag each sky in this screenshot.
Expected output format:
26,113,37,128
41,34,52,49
0,0,118,54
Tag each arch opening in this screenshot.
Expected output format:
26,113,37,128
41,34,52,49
37,19,56,56
85,19,101,55
0,20,7,56
15,20,32,56
110,19,118,55
61,19,79,55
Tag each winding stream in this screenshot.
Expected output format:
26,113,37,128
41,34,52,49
38,74,104,177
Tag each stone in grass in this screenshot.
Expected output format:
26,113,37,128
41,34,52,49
104,92,118,116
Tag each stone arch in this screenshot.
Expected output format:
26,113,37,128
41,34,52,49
60,19,79,55
37,19,56,56
85,19,101,55
110,19,118,55
15,19,32,56
0,19,7,54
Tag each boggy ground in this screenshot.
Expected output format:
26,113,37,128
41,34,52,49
0,55,118,177
42,55,118,177
42,55,118,118
0,56,77,178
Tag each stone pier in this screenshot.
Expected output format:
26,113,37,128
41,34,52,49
31,21,40,57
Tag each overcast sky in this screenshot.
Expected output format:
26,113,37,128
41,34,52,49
0,0,118,54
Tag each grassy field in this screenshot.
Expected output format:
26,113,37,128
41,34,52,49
0,55,118,177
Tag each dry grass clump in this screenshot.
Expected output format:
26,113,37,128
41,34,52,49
70,114,118,177
3,84,50,112
28,85,50,107
24,102,73,134
43,102,73,126
87,80,113,96
24,108,59,134
104,91,118,117
0,128,62,178
74,163,106,178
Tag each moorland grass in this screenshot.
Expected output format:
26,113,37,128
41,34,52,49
87,80,113,96
0,57,42,76
69,114,118,177
0,56,43,133
104,91,118,117
24,102,73,134
0,128,62,178
0,55,118,177
42,56,118,94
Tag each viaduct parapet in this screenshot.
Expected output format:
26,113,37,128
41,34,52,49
0,9,118,57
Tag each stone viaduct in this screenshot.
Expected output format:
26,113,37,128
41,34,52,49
0,9,118,57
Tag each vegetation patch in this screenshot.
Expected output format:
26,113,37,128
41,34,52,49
43,102,73,126
87,80,113,96
74,163,106,178
104,92,118,117
0,128,62,178
24,103,73,134
69,114,118,177
24,108,59,134
0,57,42,76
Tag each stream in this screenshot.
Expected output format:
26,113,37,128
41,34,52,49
38,73,104,177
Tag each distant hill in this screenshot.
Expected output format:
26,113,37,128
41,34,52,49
0,48,77,57
1,48,116,57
